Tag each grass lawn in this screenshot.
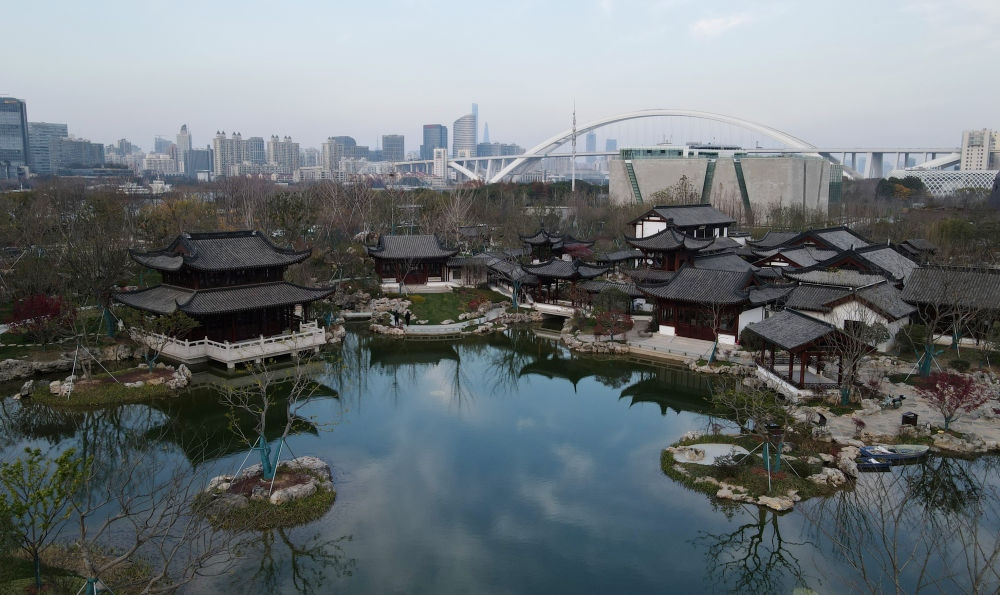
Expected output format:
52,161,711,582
396,288,507,325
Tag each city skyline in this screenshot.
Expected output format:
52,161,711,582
7,1,1000,153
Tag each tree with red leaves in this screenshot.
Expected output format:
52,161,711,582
7,294,76,349
914,371,993,430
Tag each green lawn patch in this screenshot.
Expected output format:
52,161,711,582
402,288,507,325
32,368,174,408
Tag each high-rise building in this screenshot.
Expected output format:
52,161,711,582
433,147,449,179
28,122,68,176
213,131,244,176
421,125,448,161
586,132,597,164
245,136,266,165
176,125,192,173
300,147,320,167
154,136,173,154
52,137,105,169
184,148,213,180
267,135,300,174
382,134,404,162
322,136,358,171
605,139,618,152
453,109,477,158
0,97,30,179
960,129,1000,170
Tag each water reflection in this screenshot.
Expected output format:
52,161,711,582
3,329,1000,594
801,455,1000,594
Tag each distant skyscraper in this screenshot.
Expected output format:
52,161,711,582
28,122,68,175
154,136,173,154
0,97,30,179
585,132,597,164
300,147,320,167
184,148,213,179
482,122,490,144
421,124,447,161
453,109,477,158
433,148,449,179
176,125,192,173
213,132,244,176
322,136,358,171
52,137,104,169
605,139,617,152
961,129,1000,170
245,136,266,165
267,135,300,174
382,134,404,162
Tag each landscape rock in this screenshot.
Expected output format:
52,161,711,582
202,493,248,517
757,495,794,511
18,380,33,397
270,480,317,505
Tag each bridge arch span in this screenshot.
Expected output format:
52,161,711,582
487,109,817,184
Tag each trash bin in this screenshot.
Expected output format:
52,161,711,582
902,412,918,426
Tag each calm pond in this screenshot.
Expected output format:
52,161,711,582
2,327,998,594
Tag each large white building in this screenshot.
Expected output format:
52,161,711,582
452,112,477,158
267,135,300,174
608,146,838,223
960,129,1000,170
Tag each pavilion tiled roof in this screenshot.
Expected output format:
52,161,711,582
484,256,538,285
744,309,840,351
810,227,871,251
114,282,333,316
782,269,886,288
902,267,1000,310
748,285,794,306
857,283,916,320
851,245,918,283
627,268,676,283
521,258,608,280
367,234,459,260
748,231,799,250
519,230,594,249
693,252,757,272
638,268,753,305
578,280,643,298
626,228,714,252
631,204,736,228
130,230,311,272
755,246,839,268
699,236,741,254
594,248,643,263
785,285,852,312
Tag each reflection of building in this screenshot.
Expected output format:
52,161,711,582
0,97,30,179
115,231,334,368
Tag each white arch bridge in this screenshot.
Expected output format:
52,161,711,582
394,109,959,183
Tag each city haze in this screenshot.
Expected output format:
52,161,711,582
9,0,1000,152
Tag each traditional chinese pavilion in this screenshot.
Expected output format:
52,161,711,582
367,234,459,285
114,231,333,367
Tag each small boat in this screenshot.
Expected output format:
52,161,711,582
859,444,930,464
856,457,892,472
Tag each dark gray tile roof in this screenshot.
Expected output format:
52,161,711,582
694,253,756,272
114,282,332,316
647,204,736,228
783,269,885,288
484,256,538,285
132,230,311,272
699,236,741,253
594,248,643,263
813,228,870,251
638,268,752,305
857,283,916,320
579,280,643,298
902,267,1000,310
785,285,851,312
745,309,838,351
748,231,799,249
626,228,714,251
853,246,917,283
367,234,459,260
627,268,676,283
748,285,794,306
758,246,839,268
522,258,608,280
901,238,937,252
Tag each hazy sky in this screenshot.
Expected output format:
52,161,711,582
8,0,999,154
